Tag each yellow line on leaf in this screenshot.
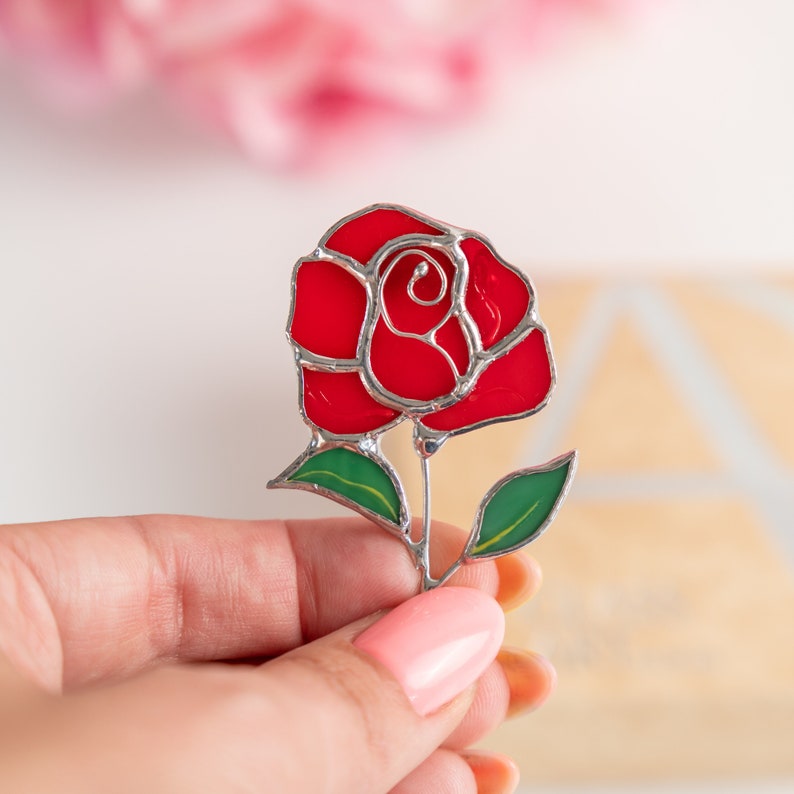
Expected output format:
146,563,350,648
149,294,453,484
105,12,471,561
290,468,398,521
473,499,541,554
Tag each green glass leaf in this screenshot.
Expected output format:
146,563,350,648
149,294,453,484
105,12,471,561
467,451,577,560
280,446,404,528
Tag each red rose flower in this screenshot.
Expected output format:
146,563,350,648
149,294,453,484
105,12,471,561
288,204,553,440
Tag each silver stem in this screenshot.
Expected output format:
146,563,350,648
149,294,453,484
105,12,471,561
409,423,441,591
434,559,463,587
419,453,438,590
411,425,472,590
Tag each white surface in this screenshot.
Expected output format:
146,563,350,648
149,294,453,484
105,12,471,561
1,0,794,524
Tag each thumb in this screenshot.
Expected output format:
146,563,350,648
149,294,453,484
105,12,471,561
5,587,504,794
261,586,505,793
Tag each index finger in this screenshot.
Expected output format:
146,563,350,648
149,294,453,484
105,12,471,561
0,514,522,690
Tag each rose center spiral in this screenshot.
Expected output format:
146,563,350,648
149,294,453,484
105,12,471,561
406,257,448,306
379,248,454,337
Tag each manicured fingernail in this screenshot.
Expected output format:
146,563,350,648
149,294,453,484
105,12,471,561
494,553,542,612
498,647,557,718
461,750,520,794
354,587,505,717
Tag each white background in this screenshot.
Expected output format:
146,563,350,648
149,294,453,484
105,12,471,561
1,0,793,525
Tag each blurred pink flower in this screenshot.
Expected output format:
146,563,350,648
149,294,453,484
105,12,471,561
0,0,634,167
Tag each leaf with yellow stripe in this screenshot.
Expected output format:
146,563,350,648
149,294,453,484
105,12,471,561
466,451,577,560
268,446,408,532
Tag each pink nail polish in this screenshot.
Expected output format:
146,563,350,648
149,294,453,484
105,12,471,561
353,586,505,717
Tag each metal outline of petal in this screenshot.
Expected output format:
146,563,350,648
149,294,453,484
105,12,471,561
360,233,484,414
460,231,538,362
318,203,448,264
286,251,371,371
416,320,556,442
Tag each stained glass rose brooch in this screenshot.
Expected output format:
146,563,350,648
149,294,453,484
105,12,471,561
269,204,577,590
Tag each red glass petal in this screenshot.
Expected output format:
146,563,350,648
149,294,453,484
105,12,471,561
370,321,457,402
324,207,445,266
421,329,552,434
380,248,454,336
462,237,530,350
434,316,470,376
302,368,400,435
290,260,367,359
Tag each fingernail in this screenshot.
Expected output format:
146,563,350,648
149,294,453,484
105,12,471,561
498,647,557,718
494,553,542,612
461,750,520,794
354,587,505,717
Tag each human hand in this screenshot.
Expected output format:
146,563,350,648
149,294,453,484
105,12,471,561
0,515,555,793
